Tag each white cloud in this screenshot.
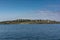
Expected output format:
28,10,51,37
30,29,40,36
0,10,60,21
32,10,60,21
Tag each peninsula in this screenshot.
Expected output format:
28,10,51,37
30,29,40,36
0,19,60,24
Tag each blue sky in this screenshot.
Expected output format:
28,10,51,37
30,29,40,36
0,0,60,21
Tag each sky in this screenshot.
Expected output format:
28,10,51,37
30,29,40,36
0,0,60,21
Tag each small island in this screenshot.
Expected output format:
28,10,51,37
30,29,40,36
0,19,60,24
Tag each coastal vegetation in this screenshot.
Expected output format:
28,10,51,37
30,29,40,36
0,19,60,24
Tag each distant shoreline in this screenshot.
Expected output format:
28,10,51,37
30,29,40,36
0,19,60,24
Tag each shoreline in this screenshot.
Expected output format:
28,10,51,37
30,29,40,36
0,19,60,24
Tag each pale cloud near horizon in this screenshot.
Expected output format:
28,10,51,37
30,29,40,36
31,10,60,21
0,10,60,21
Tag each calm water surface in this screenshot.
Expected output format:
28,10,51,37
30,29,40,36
0,24,60,40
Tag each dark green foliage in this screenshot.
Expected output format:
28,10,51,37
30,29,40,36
0,19,60,24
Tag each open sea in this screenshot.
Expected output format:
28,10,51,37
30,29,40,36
0,24,60,40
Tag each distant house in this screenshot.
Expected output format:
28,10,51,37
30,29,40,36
47,20,50,23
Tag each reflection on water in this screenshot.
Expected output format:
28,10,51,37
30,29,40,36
0,24,60,40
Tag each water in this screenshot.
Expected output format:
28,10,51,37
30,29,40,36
0,24,60,40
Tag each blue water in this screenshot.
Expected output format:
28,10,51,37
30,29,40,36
0,24,60,40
